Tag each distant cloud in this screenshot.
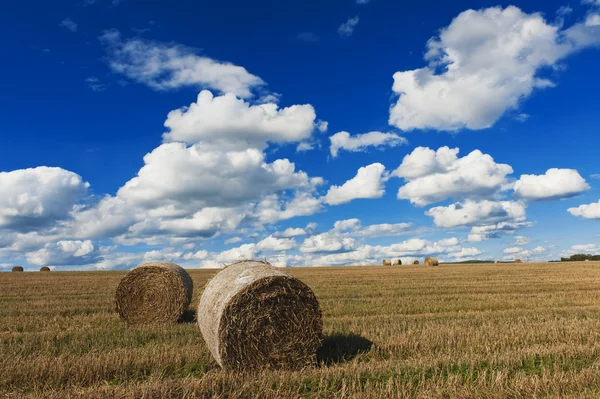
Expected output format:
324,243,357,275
297,32,320,42
59,18,77,33
330,131,406,157
85,77,106,92
513,168,590,201
338,16,359,36
568,200,600,219
325,163,387,205
99,30,264,98
356,0,370,3
557,5,573,16
591,174,600,179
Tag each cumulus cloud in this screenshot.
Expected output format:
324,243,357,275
27,240,101,266
393,147,513,206
0,167,89,232
163,91,318,149
300,233,356,253
426,200,526,228
329,131,407,157
568,200,600,219
338,16,360,36
256,235,297,251
513,168,589,201
389,6,600,131
99,30,264,97
325,163,388,205
467,221,533,242
274,226,311,238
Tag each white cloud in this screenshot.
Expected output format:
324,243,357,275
393,147,512,206
329,131,407,157
389,6,600,131
27,240,101,266
0,167,89,232
570,244,600,252
85,77,106,92
256,235,297,251
59,18,77,32
512,236,531,245
300,233,356,253
214,243,258,264
514,168,589,201
333,218,362,232
325,163,388,205
338,16,360,36
504,247,523,254
275,227,309,238
163,91,318,149
224,237,243,244
568,200,600,219
467,221,532,242
99,30,264,98
426,200,526,228
586,14,600,26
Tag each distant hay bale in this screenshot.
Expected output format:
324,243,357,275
11,266,24,272
514,259,523,264
40,267,51,272
413,260,420,265
495,260,501,264
197,260,323,370
393,260,402,265
115,261,193,325
382,259,392,266
424,257,439,267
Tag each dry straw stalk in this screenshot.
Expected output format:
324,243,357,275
115,261,193,324
197,259,322,370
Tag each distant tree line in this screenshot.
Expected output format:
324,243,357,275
560,254,600,262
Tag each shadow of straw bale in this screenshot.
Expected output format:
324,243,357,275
317,333,373,366
180,309,197,323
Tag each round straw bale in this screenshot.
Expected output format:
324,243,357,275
413,260,420,265
197,260,322,370
115,261,193,325
40,266,51,272
12,266,24,272
495,260,501,264
394,260,402,265
382,259,392,266
425,257,439,266
514,259,523,263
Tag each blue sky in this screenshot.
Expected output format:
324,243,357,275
1,0,600,270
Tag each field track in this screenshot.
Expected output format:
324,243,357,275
2,262,600,398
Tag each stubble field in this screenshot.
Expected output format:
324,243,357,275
2,262,600,398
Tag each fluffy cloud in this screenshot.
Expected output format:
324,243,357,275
568,200,600,219
300,233,356,253
338,16,359,36
256,235,297,251
0,167,89,232
570,244,600,252
118,142,313,211
274,225,314,238
329,131,407,157
163,91,318,148
389,6,600,131
513,168,589,201
512,236,531,245
393,147,512,206
467,221,533,242
325,163,388,205
59,18,77,32
27,240,101,266
99,30,264,98
332,218,413,237
426,200,526,228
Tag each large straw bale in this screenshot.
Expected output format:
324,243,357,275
197,260,322,370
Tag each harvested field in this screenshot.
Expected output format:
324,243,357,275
2,262,600,398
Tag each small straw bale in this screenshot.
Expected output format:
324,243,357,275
495,260,501,264
115,261,193,325
382,259,392,266
514,259,523,263
393,260,402,265
12,266,24,272
413,260,420,265
40,267,51,272
424,257,439,266
197,260,323,370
